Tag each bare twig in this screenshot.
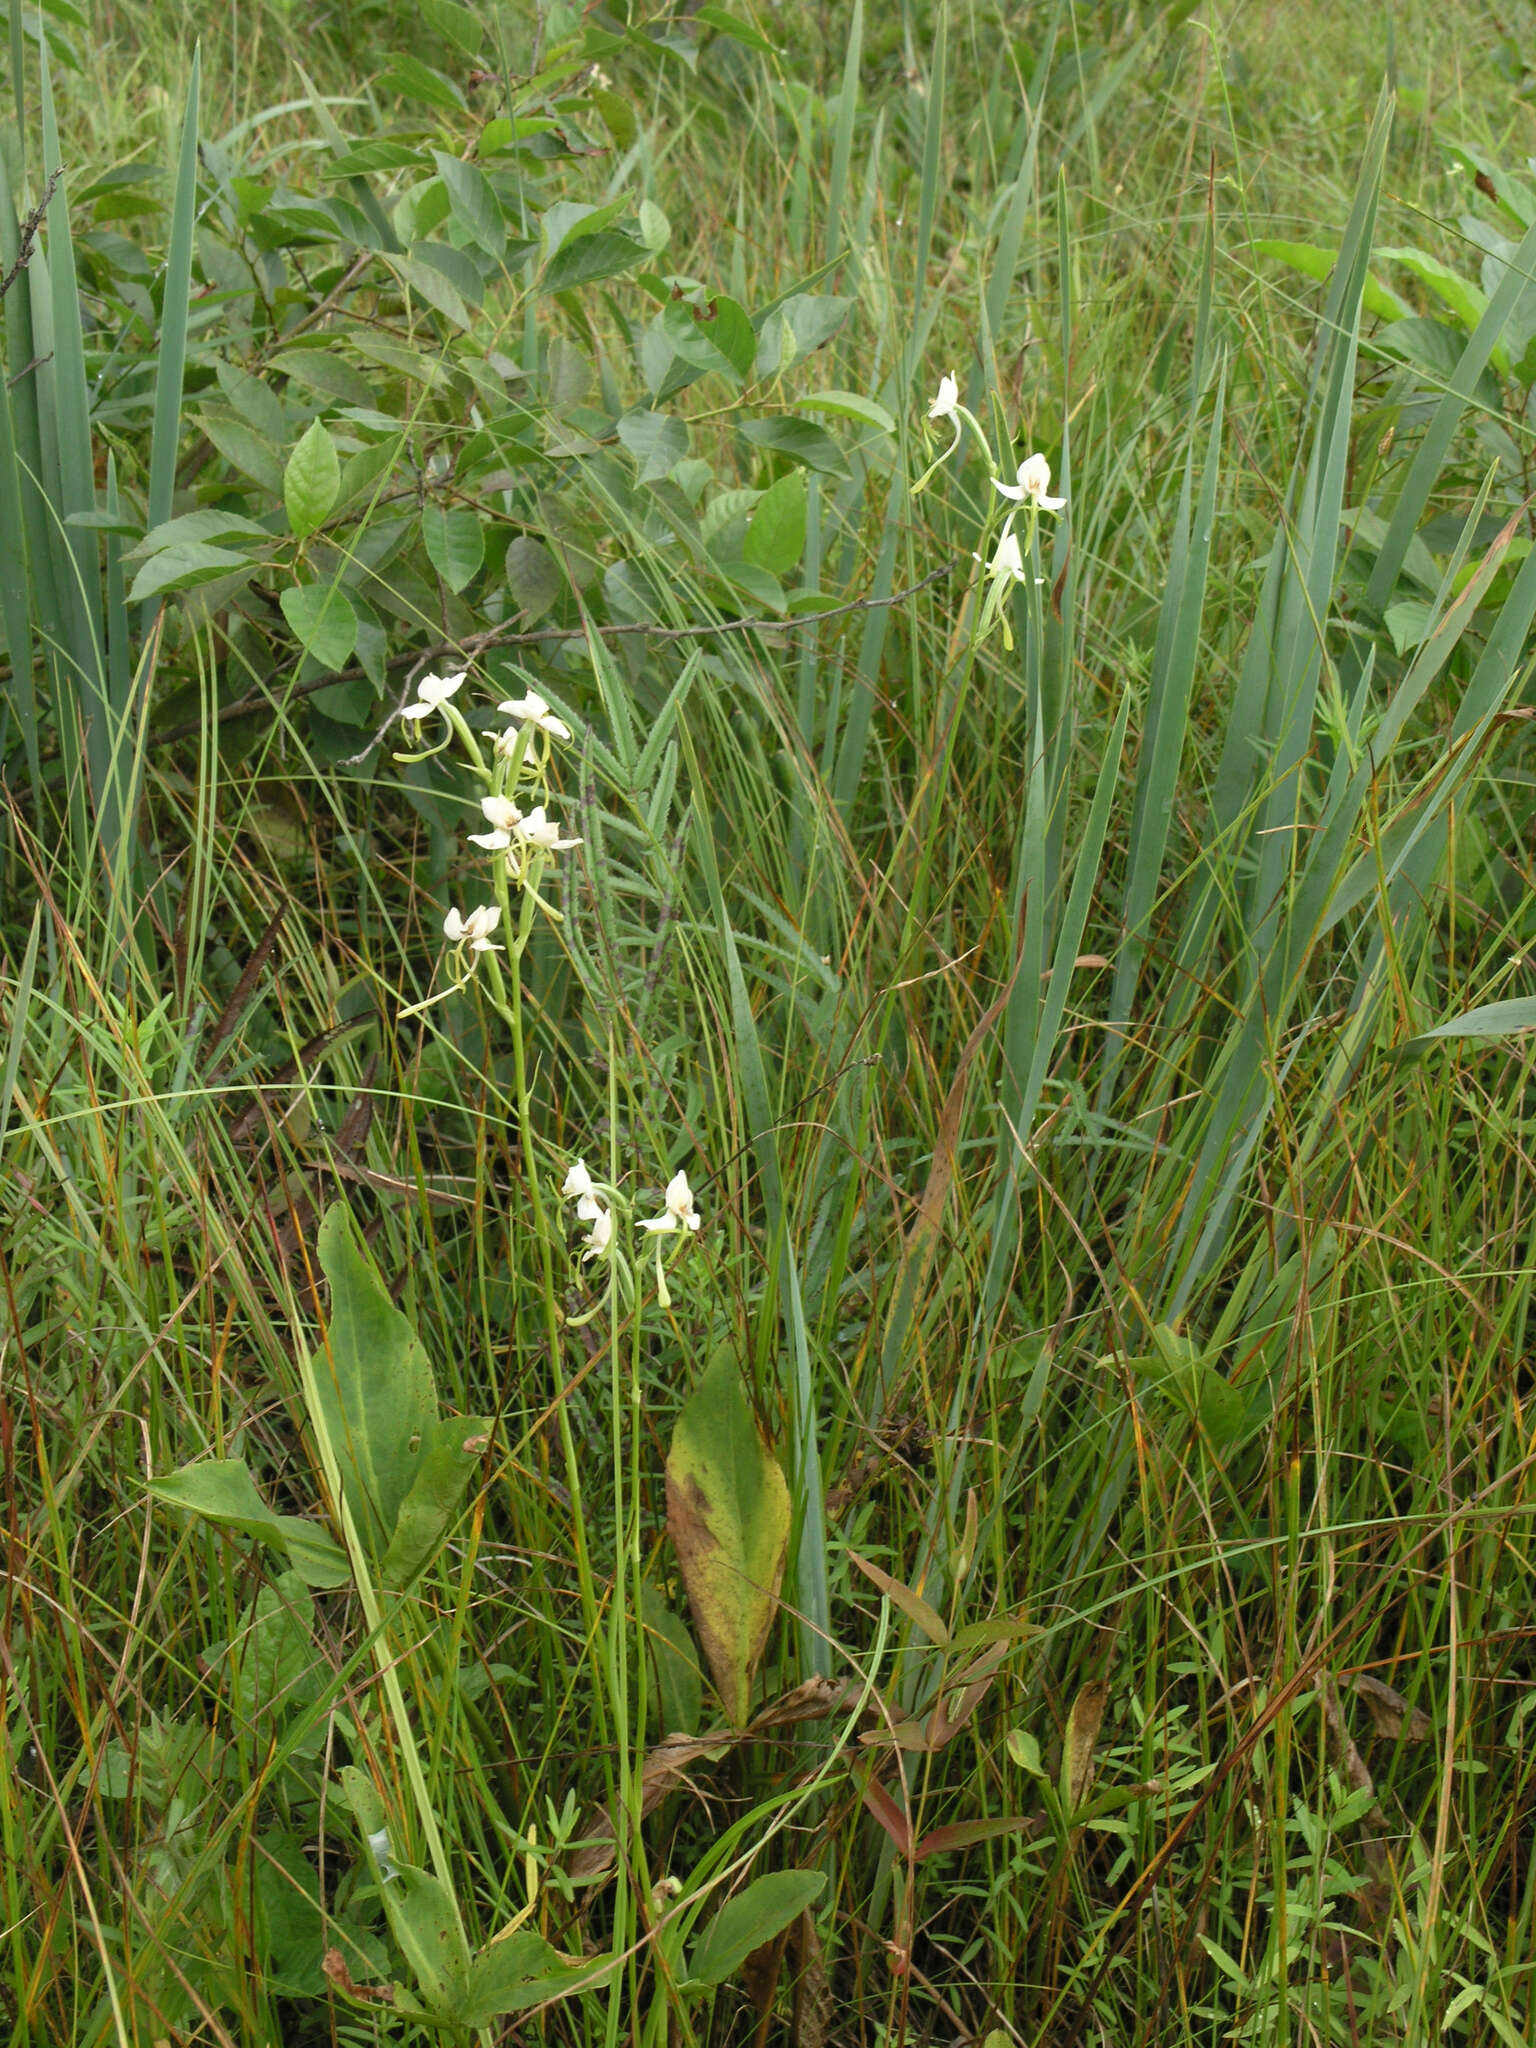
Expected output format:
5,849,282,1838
144,559,959,757
0,168,63,303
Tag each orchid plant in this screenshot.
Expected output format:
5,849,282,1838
393,672,702,1314
918,369,1067,650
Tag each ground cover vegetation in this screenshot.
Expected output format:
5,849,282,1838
3,0,1536,2040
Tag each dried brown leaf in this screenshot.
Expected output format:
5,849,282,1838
1064,1681,1110,1812
789,1912,832,2048
1349,1672,1432,1743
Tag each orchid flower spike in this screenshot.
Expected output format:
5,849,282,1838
469,794,524,851
497,689,573,741
399,669,467,727
639,1169,702,1235
443,904,502,955
993,453,1066,512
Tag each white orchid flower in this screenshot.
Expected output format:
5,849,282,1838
399,669,467,725
993,453,1066,512
469,793,524,851
366,1828,399,1883
516,806,582,853
581,1206,614,1262
983,530,1030,585
639,1168,702,1235
562,1159,604,1222
928,372,959,421
443,904,502,954
497,689,573,741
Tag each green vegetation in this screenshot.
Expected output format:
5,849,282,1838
3,0,1536,2041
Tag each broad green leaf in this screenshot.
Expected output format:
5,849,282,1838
389,250,471,328
541,197,627,257
542,230,647,294
201,413,285,494
127,541,255,602
642,1586,702,1736
280,583,357,671
460,1933,613,2023
129,509,272,557
284,418,340,541
421,505,484,592
1248,239,1409,324
665,1356,790,1726
422,0,483,52
388,1867,471,2018
149,1458,350,1587
753,292,855,376
270,347,376,408
616,408,689,483
505,535,563,620
308,1203,448,1554
738,417,848,475
794,389,896,435
687,1870,825,1987
743,471,806,575
379,1426,491,1589
377,53,466,111
213,1573,321,1729
664,295,755,380
1378,244,1496,349
695,4,778,53
1405,997,1536,1048
433,150,503,258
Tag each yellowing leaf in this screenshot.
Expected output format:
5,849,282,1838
665,1357,789,1726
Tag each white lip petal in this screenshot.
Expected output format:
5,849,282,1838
928,372,959,420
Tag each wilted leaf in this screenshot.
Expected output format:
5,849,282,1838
859,1775,912,1856
1349,1672,1433,1742
1062,1681,1110,1811
912,1814,1041,1861
665,1357,790,1725
847,1550,949,1646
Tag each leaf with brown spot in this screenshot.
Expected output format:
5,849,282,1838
665,1357,790,1726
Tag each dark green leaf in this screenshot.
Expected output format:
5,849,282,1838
284,418,341,541
421,506,485,592
737,417,848,475
688,1870,825,1987
280,583,357,671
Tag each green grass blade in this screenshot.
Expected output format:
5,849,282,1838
824,0,860,268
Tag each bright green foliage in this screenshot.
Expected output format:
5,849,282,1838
6,2,1536,2045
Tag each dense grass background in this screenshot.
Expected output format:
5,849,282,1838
4,0,1536,2042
